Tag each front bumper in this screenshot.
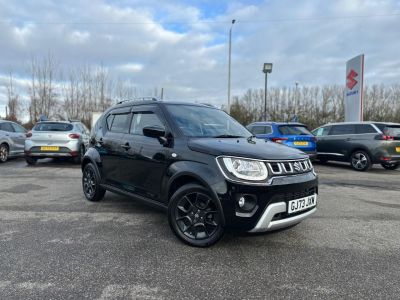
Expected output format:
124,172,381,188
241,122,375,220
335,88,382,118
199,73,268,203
219,172,318,232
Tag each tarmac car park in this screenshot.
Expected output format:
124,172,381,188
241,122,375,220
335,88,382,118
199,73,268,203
0,155,399,299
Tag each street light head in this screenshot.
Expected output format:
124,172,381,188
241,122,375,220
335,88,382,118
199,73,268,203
232,19,236,24
263,63,273,74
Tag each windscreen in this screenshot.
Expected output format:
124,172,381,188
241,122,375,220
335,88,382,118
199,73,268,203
278,125,312,135
34,122,73,132
166,104,251,138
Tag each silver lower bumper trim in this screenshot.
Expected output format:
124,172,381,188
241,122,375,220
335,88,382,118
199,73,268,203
248,201,317,233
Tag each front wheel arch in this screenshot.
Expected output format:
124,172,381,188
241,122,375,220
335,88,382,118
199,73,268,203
166,172,226,227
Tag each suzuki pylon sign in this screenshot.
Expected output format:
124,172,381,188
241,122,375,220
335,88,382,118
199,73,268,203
345,54,364,122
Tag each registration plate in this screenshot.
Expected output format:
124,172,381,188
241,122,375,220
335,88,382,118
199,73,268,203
396,147,400,153
294,141,309,146
288,194,317,214
40,146,59,151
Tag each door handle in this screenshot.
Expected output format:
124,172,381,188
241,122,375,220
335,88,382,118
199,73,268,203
121,143,131,150
345,138,351,141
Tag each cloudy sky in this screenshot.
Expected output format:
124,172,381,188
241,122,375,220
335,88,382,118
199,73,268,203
1,0,400,117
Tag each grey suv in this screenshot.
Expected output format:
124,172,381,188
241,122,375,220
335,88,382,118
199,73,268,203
0,120,27,163
313,122,400,171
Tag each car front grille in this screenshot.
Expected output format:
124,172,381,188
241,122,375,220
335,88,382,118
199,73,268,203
265,159,313,176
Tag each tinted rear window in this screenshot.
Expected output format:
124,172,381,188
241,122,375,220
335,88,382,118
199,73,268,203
329,125,355,135
278,125,311,135
34,123,73,131
383,126,400,137
355,124,377,134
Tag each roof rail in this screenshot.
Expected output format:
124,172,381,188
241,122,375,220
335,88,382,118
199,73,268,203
118,97,159,104
68,118,80,123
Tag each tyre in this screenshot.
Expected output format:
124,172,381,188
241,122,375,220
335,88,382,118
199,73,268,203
82,163,106,201
350,150,371,171
381,162,400,170
0,144,8,163
73,146,85,164
25,156,37,165
168,183,224,247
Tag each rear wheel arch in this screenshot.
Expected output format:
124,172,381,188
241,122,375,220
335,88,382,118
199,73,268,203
349,147,373,160
0,142,10,162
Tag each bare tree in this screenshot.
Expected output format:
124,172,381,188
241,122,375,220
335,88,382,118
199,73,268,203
27,54,60,122
4,71,20,121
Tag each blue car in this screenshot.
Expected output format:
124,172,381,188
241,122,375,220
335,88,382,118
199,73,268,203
246,122,317,159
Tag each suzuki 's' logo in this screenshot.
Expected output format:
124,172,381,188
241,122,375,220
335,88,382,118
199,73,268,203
346,69,358,90
293,162,301,172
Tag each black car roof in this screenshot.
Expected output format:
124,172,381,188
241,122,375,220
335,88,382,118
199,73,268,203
112,100,218,110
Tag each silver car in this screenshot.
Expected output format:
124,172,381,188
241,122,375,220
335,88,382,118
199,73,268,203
25,121,90,165
0,120,27,163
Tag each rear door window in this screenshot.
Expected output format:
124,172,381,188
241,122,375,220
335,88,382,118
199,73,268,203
34,123,73,131
110,114,130,133
11,123,27,133
278,125,311,135
329,125,356,135
355,124,377,134
0,122,15,132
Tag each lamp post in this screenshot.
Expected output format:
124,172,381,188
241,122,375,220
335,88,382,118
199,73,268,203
262,63,273,120
227,19,236,114
295,81,299,116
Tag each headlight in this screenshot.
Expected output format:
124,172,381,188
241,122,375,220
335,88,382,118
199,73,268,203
221,157,268,181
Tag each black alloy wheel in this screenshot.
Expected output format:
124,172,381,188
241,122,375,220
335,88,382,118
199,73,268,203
381,162,400,170
0,144,8,163
168,183,224,247
350,150,371,171
82,163,106,201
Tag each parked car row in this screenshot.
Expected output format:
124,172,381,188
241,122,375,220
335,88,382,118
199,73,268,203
247,121,400,171
0,119,90,164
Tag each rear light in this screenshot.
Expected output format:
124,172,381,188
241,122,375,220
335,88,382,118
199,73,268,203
383,135,394,141
68,133,80,139
381,156,391,161
26,131,32,138
375,135,394,141
271,137,288,143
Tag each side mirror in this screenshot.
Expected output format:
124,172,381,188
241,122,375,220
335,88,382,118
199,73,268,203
143,126,168,145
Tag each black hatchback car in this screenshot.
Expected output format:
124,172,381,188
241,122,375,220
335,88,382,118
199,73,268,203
81,100,318,247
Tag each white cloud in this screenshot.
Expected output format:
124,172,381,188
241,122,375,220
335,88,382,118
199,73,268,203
0,0,399,112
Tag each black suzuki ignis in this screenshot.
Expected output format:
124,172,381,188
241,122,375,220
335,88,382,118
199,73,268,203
81,99,318,247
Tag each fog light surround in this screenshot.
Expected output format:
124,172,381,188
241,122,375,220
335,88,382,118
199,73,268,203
235,194,258,217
